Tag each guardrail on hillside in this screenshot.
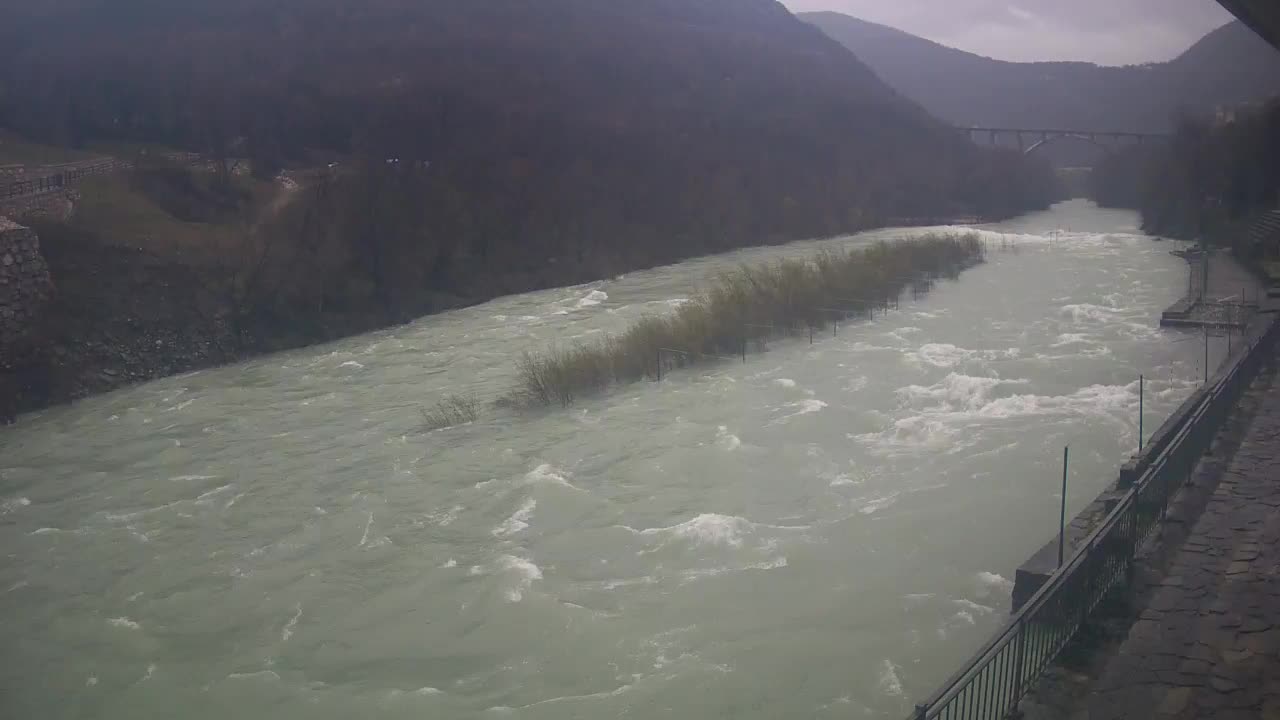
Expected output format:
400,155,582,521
906,314,1279,720
0,153,218,205
2,159,127,201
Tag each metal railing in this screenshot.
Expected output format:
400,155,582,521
907,316,1279,720
2,159,125,200
1,153,212,203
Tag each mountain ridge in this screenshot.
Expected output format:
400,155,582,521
802,12,1280,133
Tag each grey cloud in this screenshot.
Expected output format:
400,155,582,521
782,0,1236,64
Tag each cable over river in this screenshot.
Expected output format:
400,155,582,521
0,200,1228,719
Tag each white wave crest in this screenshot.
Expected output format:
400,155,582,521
1061,303,1117,324
716,426,742,451
773,399,828,424
773,378,797,388
109,617,141,630
2,496,31,514
898,373,1026,412
858,492,901,515
523,464,579,490
497,555,543,602
878,659,904,698
643,513,752,547
909,343,975,368
493,498,536,537
575,290,609,309
975,571,1013,598
282,604,302,641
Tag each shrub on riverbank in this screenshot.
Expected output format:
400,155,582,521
421,394,480,430
506,232,984,407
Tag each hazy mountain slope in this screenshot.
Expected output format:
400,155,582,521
802,12,1280,133
1,1,1058,241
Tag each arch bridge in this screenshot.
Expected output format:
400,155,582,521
965,127,1170,156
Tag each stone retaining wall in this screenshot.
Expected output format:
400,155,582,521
0,217,52,369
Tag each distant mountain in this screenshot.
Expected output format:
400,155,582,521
0,1,1060,317
801,13,1280,133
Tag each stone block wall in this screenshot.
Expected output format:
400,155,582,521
0,217,52,370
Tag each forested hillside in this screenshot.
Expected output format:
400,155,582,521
1092,101,1280,243
803,13,1280,133
0,0,1061,416
1,0,1056,248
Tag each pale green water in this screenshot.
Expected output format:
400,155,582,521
0,201,1223,718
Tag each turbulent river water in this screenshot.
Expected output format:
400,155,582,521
1,201,1230,719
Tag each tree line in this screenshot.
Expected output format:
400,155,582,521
1092,100,1280,246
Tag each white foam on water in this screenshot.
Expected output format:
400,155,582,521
857,416,958,455
282,604,302,641
523,464,579,490
413,687,444,696
575,290,609,309
909,343,975,368
635,513,751,547
1053,333,1093,347
359,512,375,546
954,599,995,616
773,378,797,388
1061,303,1118,324
86,676,98,687
6,581,29,593
716,426,741,451
878,659,904,698
169,473,217,483
858,492,901,515
2,496,31,514
195,485,234,504
975,571,1013,598
338,361,365,370
109,617,141,630
828,473,855,487
224,493,245,510
497,555,543,602
492,497,536,537
898,373,1026,412
142,663,156,682
849,341,900,353
30,527,61,535
441,559,458,569
601,575,659,591
954,611,976,625
428,505,465,526
772,399,828,424
227,671,281,682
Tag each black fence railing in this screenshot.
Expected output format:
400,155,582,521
2,160,125,201
908,316,1279,720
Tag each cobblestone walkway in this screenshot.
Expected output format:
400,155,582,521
1088,369,1280,719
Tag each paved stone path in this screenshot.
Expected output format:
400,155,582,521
1087,368,1280,719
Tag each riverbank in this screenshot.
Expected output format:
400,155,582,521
0,211,1001,424
1020,346,1280,720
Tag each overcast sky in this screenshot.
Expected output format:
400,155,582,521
781,0,1236,65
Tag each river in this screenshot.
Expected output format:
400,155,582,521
0,201,1227,719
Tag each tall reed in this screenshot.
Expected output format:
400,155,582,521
506,232,984,407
